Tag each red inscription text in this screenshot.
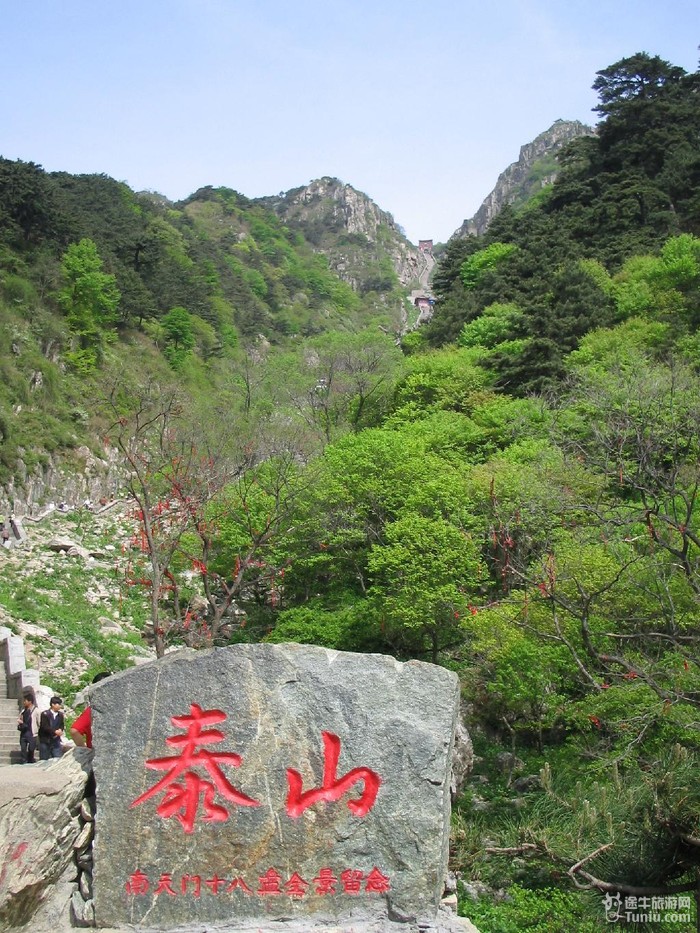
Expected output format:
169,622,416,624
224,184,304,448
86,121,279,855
126,866,391,899
286,732,381,818
130,704,260,833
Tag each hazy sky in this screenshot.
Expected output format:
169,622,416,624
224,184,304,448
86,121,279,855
2,2,697,243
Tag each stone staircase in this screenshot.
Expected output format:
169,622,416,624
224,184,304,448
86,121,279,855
0,629,54,765
0,640,20,765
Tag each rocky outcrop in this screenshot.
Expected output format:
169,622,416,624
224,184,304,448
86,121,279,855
0,508,153,697
263,178,428,291
453,120,595,239
0,445,123,520
0,749,92,931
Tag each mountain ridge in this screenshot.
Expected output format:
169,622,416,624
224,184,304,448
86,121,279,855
452,119,596,239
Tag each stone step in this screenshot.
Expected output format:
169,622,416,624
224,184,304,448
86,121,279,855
0,751,22,766
0,713,23,725
0,719,22,730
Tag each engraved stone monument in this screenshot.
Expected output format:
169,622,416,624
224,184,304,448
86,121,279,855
91,643,460,928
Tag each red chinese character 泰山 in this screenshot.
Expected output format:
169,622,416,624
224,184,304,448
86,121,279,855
286,732,381,818
130,704,260,833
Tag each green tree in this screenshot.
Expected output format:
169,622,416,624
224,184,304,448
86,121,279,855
592,53,686,118
161,306,195,367
275,426,472,610
57,238,120,368
367,513,481,661
458,302,525,349
270,329,400,444
0,158,64,247
460,242,518,289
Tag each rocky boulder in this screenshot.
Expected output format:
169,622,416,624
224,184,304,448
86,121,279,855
0,749,92,931
46,538,91,560
91,644,461,929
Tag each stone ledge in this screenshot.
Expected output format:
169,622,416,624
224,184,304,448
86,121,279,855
27,904,480,933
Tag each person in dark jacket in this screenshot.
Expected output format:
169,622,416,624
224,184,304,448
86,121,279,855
39,696,65,759
17,695,41,763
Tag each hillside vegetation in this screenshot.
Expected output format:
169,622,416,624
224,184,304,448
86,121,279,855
0,168,413,486
2,50,700,930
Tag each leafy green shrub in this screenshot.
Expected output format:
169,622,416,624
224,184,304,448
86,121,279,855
400,330,426,355
264,603,382,654
264,605,355,649
2,273,38,307
458,303,525,349
460,242,518,289
459,884,600,933
64,347,98,375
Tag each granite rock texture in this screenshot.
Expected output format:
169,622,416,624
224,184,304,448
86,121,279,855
453,119,595,239
91,644,460,930
0,749,92,931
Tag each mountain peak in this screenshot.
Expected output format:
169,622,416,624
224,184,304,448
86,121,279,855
261,178,427,295
453,119,595,239
267,177,406,244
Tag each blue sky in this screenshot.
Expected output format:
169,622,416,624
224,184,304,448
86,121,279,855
2,1,697,243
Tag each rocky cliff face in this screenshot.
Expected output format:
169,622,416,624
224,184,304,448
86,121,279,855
0,445,122,519
262,177,428,292
453,119,595,239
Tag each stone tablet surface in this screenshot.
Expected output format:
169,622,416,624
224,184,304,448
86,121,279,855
91,644,459,928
